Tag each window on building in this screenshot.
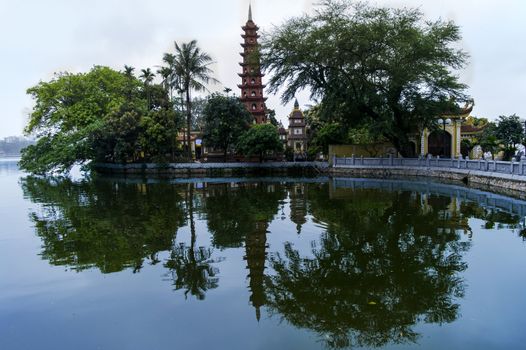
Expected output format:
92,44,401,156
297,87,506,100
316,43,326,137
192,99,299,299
252,104,257,110
251,79,256,84
251,91,256,96
294,119,301,124
296,142,302,150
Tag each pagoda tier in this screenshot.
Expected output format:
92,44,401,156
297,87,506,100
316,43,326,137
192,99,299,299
238,73,266,78
237,85,267,90
239,4,267,124
240,97,268,103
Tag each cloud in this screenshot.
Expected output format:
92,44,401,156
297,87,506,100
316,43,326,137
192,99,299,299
1,0,525,138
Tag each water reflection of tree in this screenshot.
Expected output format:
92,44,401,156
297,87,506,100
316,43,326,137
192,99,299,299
200,182,286,317
164,184,220,300
460,201,521,230
21,177,186,273
200,182,286,249
265,186,473,349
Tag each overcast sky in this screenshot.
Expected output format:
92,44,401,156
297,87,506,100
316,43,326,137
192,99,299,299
1,0,525,138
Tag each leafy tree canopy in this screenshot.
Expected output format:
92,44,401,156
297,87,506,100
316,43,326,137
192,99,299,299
495,114,523,159
261,0,470,156
237,124,283,162
202,93,252,160
20,66,180,174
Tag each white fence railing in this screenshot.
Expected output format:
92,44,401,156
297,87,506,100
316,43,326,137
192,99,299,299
333,155,526,176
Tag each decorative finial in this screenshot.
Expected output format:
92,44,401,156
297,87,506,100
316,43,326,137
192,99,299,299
294,98,299,110
248,3,253,22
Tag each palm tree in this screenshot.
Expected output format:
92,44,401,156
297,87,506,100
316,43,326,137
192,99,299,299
123,65,136,101
160,53,176,101
139,68,155,110
123,65,135,77
172,40,219,160
157,66,172,96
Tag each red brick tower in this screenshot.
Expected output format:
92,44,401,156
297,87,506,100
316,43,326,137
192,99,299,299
238,5,267,124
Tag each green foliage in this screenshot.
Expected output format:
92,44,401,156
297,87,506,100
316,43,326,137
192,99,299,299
479,122,499,159
170,40,219,159
20,66,181,174
495,114,523,160
237,124,283,162
460,138,478,158
20,176,186,273
312,122,348,154
266,187,471,348
261,0,470,156
202,93,252,160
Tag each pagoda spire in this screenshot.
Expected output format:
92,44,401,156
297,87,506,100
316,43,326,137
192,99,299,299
238,3,268,124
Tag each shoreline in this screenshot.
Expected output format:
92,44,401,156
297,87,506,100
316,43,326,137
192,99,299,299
91,161,526,199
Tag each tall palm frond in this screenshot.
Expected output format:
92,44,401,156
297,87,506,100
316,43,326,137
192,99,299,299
172,40,219,159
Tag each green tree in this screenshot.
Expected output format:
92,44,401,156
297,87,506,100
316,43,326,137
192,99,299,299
237,124,283,162
172,40,219,160
495,114,523,160
139,85,181,161
261,0,469,156
312,122,348,154
20,66,144,174
139,68,155,109
202,93,252,161
461,138,478,158
478,122,498,159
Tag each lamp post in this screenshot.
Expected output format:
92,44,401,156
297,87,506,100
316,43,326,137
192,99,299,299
437,118,452,158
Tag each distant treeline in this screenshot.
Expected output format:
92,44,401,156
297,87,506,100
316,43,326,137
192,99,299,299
0,137,35,156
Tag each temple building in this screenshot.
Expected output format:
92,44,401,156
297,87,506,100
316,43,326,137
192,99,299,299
238,5,267,124
278,122,288,147
418,101,477,158
287,99,308,155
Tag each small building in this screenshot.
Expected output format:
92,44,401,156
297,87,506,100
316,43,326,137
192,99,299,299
287,99,308,156
418,101,476,158
278,122,288,148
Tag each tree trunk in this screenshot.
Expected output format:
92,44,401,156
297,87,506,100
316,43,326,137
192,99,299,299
185,89,192,161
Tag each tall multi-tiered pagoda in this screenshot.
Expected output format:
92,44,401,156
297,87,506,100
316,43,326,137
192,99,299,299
238,5,267,124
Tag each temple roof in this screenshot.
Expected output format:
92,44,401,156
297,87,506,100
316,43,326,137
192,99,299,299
441,100,475,117
461,124,485,133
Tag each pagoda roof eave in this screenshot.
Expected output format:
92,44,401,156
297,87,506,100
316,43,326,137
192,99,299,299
242,25,260,31
238,84,267,89
238,73,266,77
240,97,268,102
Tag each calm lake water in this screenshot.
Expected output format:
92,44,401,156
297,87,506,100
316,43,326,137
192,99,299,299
1,158,526,349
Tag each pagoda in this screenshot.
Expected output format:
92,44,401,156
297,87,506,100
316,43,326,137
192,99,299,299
238,5,267,124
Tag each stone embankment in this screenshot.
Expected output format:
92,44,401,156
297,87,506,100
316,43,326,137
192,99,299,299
94,161,329,176
331,156,526,193
94,156,526,194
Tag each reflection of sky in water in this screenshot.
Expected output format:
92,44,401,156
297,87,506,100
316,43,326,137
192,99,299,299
1,163,526,350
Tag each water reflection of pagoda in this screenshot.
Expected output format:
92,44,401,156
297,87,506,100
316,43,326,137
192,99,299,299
244,221,268,321
289,183,308,234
